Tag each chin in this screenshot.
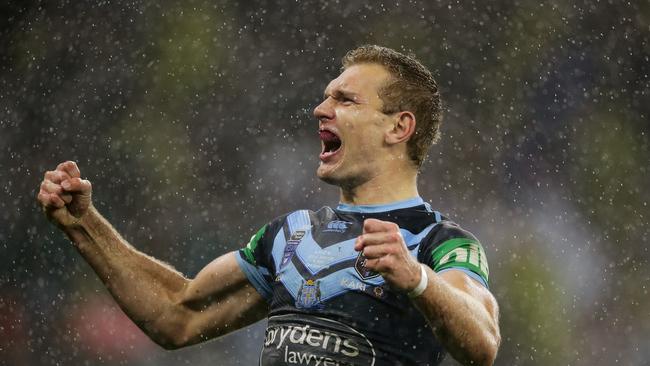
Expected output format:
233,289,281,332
316,165,339,186
317,164,368,190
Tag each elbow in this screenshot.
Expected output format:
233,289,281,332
457,326,500,366
481,342,499,366
156,339,181,351
476,330,501,366
142,311,194,351
475,309,501,365
158,339,186,351
451,329,500,366
151,327,193,351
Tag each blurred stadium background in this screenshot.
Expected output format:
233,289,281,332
1,1,648,365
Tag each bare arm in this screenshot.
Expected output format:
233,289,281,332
412,269,500,365
356,219,500,365
37,161,268,349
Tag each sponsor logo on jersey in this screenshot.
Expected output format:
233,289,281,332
438,242,489,279
296,279,324,309
354,252,380,280
281,230,307,269
432,238,490,283
340,277,367,292
323,220,352,233
263,320,376,366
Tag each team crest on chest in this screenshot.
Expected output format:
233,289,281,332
280,230,306,269
296,279,323,309
354,251,380,280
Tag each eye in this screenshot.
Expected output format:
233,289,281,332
341,97,355,105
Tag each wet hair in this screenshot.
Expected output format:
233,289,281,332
341,45,442,168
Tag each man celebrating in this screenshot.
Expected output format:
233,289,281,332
38,45,500,365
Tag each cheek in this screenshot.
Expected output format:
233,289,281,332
352,131,384,156
339,110,389,147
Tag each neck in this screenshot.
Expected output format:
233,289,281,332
339,165,419,205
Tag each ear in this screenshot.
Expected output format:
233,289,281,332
385,111,416,145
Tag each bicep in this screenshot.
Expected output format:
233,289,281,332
179,251,269,345
438,269,499,321
183,251,257,305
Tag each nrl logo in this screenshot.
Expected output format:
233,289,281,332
354,251,380,280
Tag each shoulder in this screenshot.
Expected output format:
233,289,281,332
426,219,479,246
259,207,335,237
239,208,315,266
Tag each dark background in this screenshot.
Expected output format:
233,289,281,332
1,1,649,365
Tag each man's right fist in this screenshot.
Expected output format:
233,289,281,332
37,161,93,227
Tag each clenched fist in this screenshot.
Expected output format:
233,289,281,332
37,161,93,228
354,218,423,293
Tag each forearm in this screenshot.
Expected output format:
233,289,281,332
412,268,500,365
62,205,189,344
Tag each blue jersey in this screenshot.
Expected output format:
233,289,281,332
237,197,490,366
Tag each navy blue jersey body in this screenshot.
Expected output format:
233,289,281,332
237,197,490,366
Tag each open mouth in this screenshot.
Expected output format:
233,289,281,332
319,129,342,160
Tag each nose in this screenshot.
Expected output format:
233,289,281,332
313,97,334,123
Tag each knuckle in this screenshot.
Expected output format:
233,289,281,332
41,183,53,193
383,256,394,267
41,193,52,204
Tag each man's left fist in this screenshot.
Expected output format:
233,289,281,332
354,218,423,293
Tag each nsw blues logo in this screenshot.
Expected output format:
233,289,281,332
354,251,380,280
296,279,323,309
280,230,306,269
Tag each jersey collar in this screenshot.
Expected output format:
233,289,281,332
336,196,425,213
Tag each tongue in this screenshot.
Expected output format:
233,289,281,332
319,130,339,142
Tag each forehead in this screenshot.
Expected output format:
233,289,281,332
324,63,391,98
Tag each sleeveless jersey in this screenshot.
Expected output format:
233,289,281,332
236,197,490,366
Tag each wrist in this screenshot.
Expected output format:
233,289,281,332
407,263,429,298
61,205,96,239
64,205,115,255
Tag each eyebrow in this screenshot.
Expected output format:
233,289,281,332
323,88,359,100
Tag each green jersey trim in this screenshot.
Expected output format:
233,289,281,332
430,238,489,284
242,224,267,265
